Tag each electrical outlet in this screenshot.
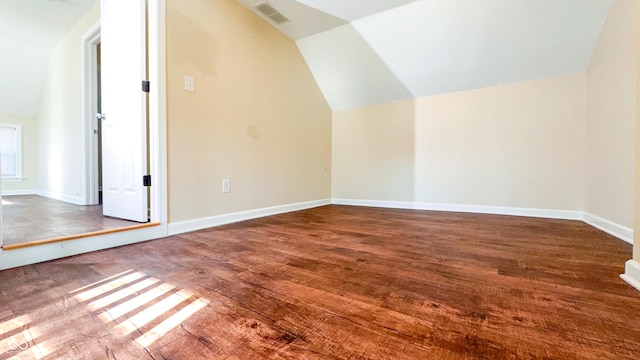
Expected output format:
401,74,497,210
222,179,230,193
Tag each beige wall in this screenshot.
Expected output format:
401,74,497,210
166,0,332,223
332,99,415,201
37,3,99,202
333,75,587,210
0,112,38,192
415,75,586,209
586,0,637,229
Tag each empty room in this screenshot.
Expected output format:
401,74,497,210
1,0,639,359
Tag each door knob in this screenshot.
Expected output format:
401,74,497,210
96,113,106,121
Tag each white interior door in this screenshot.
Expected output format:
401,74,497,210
100,0,148,222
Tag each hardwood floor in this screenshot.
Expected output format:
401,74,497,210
0,205,638,359
1,195,139,246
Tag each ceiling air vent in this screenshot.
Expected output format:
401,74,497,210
254,2,290,25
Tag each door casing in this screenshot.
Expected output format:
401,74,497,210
82,22,102,206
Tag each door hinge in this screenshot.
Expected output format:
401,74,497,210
142,80,150,93
143,175,151,187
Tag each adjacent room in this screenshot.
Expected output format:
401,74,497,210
0,0,153,247
0,0,639,358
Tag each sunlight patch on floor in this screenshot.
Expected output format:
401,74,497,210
1,269,210,359
74,269,209,351
113,289,193,337
136,297,210,347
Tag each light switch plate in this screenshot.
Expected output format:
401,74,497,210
185,76,195,92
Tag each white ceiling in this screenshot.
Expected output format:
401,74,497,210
239,0,612,111
0,0,613,115
0,0,97,115
238,0,347,40
294,0,418,22
0,0,97,49
296,24,412,110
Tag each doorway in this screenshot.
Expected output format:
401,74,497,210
97,42,103,204
83,22,102,207
84,2,150,223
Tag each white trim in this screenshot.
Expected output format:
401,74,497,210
37,190,86,205
0,224,168,271
331,199,635,244
148,0,168,225
2,189,37,196
621,260,640,292
168,199,331,236
331,198,410,209
331,198,583,220
81,21,102,206
1,178,25,183
331,199,638,243
582,212,633,245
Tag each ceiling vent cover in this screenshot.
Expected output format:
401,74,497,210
254,2,290,25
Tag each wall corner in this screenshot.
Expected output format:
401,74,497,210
621,259,640,292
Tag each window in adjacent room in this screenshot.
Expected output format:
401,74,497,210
0,123,23,181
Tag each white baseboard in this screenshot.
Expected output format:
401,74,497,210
331,198,634,244
2,189,37,196
168,199,331,236
621,260,640,292
37,190,86,205
582,213,633,245
331,198,582,220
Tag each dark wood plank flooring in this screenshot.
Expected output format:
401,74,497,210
2,195,138,246
0,205,638,359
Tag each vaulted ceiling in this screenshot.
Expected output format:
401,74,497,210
238,0,612,111
0,0,98,116
1,0,613,116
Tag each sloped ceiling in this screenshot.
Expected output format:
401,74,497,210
0,0,98,116
239,0,612,111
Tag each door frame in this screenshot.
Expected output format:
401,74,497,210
82,22,102,206
147,0,168,226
